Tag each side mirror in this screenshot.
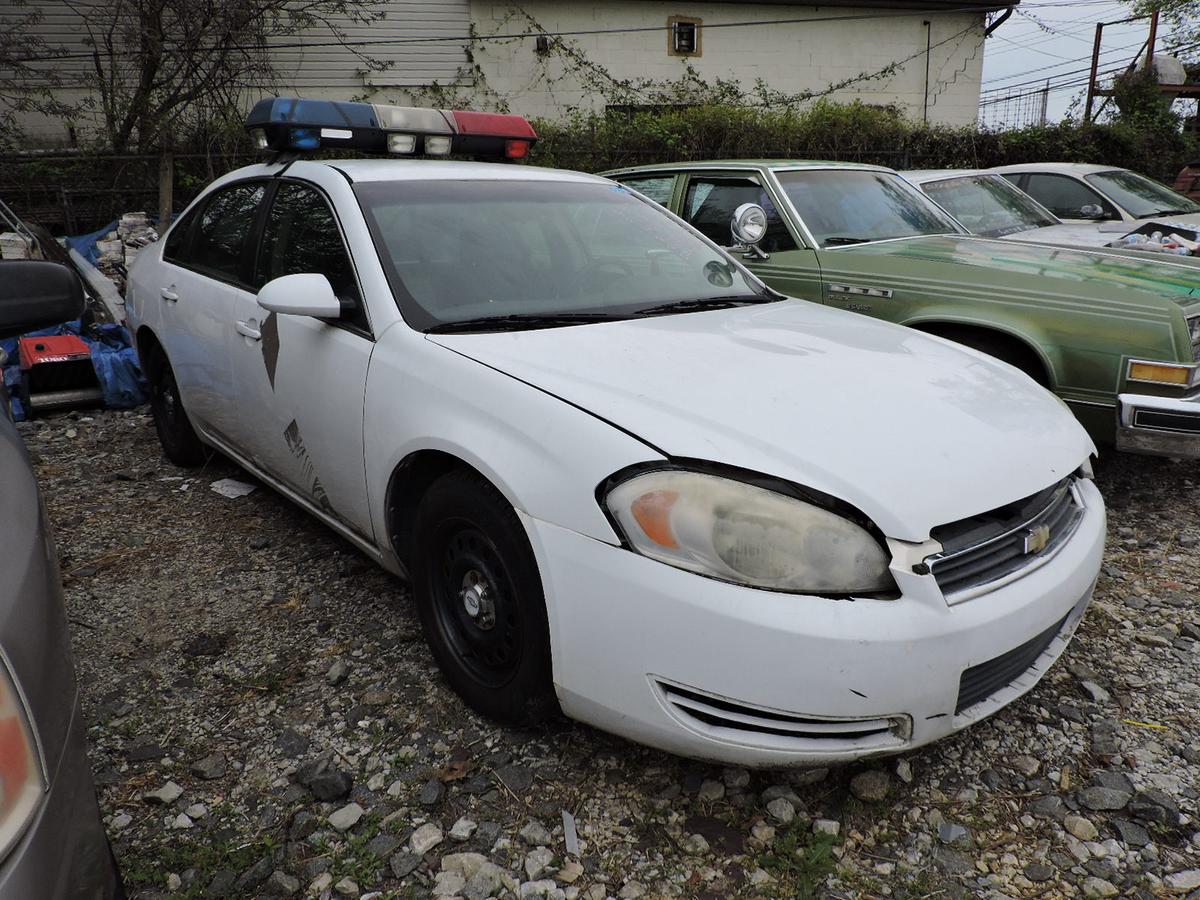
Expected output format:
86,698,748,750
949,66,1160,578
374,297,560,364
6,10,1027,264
1080,204,1106,219
257,273,344,319
0,261,85,341
730,203,769,260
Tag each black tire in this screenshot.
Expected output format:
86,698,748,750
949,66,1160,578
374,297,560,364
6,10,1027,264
411,469,558,725
146,345,209,467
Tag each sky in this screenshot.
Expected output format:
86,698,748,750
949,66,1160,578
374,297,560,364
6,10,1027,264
979,0,1190,125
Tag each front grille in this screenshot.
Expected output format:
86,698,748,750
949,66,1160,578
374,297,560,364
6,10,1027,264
927,478,1082,598
956,610,1070,714
657,681,908,752
1132,408,1200,434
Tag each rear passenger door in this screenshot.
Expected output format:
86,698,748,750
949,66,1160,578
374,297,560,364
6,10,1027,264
230,179,374,539
678,172,824,302
158,180,267,446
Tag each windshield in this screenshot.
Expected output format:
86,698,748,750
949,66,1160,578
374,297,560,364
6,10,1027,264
775,169,963,248
355,179,771,331
920,175,1058,237
1085,170,1200,219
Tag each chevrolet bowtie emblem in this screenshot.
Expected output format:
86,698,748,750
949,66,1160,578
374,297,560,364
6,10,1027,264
1023,524,1051,555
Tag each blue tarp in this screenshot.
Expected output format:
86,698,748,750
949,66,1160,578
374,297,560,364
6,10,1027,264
63,221,118,267
1,320,146,422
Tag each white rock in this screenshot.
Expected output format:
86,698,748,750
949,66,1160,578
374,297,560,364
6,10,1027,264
618,882,645,899
1165,870,1200,893
386,779,404,798
143,781,183,805
526,846,555,879
309,873,333,893
697,779,725,802
1065,814,1098,841
432,871,466,897
442,851,488,878
449,816,478,841
766,797,795,824
170,814,193,829
166,873,182,891
333,877,359,897
750,821,775,843
747,867,772,885
185,803,207,819
366,772,387,791
328,802,363,833
895,759,914,783
557,860,584,883
411,822,444,854
813,819,840,837
1082,876,1119,898
682,833,709,854
520,879,561,898
111,813,132,830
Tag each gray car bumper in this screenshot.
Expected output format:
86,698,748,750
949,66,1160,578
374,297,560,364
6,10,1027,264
1116,391,1200,458
0,696,119,899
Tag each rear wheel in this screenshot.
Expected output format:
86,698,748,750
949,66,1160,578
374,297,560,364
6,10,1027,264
411,469,558,725
932,328,1049,387
146,346,209,467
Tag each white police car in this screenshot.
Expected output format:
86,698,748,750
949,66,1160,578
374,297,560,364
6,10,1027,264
125,98,1104,766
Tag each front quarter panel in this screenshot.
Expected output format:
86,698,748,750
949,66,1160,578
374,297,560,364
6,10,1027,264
364,325,665,567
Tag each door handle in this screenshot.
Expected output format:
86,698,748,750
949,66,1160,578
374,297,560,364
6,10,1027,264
161,287,179,302
236,320,262,341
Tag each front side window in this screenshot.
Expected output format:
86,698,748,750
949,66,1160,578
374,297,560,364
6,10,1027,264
1022,174,1115,220
683,176,797,253
1084,169,1200,219
257,182,360,304
616,175,676,208
162,207,198,263
190,182,265,281
776,170,963,248
921,175,1057,237
355,180,771,331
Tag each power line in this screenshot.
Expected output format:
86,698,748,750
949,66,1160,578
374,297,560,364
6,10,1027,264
7,4,1080,64
981,34,1196,94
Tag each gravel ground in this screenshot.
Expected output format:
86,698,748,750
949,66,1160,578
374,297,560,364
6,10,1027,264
19,408,1200,900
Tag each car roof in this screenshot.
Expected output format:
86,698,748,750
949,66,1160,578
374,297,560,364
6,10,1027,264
602,159,894,176
987,162,1123,176
217,158,608,185
903,169,991,183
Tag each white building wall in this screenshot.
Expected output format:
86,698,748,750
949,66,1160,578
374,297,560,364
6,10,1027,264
450,2,986,126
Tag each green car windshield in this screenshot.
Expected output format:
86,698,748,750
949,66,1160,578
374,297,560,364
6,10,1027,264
921,175,1058,238
776,170,964,248
1084,170,1200,219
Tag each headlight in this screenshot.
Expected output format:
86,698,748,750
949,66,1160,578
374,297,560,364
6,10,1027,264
0,658,43,863
604,469,895,593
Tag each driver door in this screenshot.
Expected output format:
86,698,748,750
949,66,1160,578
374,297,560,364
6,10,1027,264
229,179,375,540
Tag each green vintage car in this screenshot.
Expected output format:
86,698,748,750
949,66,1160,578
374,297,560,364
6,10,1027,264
604,160,1200,457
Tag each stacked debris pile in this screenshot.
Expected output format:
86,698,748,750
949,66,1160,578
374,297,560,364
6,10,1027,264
0,231,39,260
92,212,159,295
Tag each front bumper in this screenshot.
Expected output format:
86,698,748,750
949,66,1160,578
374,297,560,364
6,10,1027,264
1116,391,1200,458
0,695,120,899
525,478,1105,767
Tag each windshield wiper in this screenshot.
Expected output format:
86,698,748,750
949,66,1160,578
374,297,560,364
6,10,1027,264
823,236,871,246
1151,209,1190,218
426,313,618,334
632,295,776,317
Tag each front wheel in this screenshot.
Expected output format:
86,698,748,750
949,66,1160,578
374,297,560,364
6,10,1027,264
411,470,558,725
146,346,209,467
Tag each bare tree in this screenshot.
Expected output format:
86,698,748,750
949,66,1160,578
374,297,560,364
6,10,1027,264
59,0,387,153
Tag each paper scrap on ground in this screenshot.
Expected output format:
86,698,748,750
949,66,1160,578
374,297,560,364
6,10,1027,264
210,478,257,499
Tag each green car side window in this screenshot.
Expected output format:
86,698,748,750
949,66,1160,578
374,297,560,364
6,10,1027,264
682,176,798,253
618,176,676,208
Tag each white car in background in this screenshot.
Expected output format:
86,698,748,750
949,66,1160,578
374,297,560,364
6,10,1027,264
989,162,1200,232
905,170,1200,263
125,97,1105,767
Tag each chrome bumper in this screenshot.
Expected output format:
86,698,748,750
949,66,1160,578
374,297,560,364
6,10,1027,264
1116,391,1200,458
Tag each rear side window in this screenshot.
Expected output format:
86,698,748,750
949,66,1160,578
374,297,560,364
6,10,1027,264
162,208,197,263
1022,174,1116,220
257,182,359,303
190,182,266,281
683,176,797,252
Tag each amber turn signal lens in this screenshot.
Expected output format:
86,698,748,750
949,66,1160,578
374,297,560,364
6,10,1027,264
630,489,679,548
1128,362,1194,386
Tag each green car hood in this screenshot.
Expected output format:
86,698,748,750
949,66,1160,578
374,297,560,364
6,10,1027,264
842,235,1200,309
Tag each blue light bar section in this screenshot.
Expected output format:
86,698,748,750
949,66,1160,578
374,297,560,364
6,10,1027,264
246,98,379,130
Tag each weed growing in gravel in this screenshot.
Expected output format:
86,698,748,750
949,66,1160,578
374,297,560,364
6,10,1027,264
756,820,837,897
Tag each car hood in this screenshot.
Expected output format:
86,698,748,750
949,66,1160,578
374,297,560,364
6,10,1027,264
840,234,1200,303
429,300,1092,542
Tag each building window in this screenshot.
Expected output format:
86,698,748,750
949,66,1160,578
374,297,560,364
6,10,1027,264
668,17,701,57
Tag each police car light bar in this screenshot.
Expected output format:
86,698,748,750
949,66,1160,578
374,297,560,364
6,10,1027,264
244,98,537,160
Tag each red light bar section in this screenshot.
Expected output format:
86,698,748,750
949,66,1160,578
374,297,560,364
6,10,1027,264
449,110,537,140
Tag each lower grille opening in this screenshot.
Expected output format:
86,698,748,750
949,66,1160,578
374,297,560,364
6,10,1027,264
657,681,908,752
955,611,1069,714
1132,408,1200,434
